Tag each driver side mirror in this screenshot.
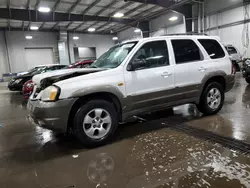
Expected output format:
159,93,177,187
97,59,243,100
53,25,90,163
127,59,146,71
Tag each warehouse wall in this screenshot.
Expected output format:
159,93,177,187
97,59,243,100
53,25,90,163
68,33,115,63
0,31,115,74
204,0,250,56
4,31,58,73
0,31,9,76
117,28,143,42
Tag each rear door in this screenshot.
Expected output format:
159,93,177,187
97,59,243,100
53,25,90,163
171,39,209,99
199,39,229,74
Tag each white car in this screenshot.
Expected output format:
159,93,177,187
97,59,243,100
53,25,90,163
28,35,235,147
225,45,242,71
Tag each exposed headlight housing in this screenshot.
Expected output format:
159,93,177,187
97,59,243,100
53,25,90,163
41,86,60,102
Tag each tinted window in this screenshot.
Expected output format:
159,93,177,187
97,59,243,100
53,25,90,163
226,46,237,55
199,39,225,59
171,40,201,64
130,41,169,70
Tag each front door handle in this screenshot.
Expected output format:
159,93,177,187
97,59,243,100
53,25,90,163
198,67,207,72
161,72,172,77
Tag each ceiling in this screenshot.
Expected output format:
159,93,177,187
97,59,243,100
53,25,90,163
0,0,186,34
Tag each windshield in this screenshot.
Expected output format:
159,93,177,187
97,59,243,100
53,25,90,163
30,67,47,75
28,66,45,74
89,42,138,68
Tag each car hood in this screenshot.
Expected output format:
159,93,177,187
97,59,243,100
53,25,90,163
13,73,33,80
32,68,106,88
17,71,29,76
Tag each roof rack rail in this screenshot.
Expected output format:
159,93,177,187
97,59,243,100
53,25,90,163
162,32,208,36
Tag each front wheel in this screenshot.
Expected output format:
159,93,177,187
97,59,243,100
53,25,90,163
246,77,250,84
197,82,225,115
73,100,119,147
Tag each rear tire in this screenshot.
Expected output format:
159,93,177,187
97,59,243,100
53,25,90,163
197,82,224,115
246,77,250,84
73,100,118,147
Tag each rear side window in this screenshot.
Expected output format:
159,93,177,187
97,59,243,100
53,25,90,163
171,39,202,64
199,39,225,59
226,46,237,55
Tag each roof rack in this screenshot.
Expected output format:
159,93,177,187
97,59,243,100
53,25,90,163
162,32,208,36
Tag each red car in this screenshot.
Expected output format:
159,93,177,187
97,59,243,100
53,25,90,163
22,80,35,99
68,60,94,68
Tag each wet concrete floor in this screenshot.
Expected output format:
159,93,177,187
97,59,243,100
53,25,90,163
0,74,250,188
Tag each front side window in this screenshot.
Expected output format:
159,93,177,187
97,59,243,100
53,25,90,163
199,39,225,59
129,40,169,70
89,42,138,69
171,39,202,64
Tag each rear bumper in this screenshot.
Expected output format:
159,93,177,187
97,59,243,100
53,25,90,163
27,98,77,133
225,74,235,92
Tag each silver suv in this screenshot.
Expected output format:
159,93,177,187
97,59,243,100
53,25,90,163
28,35,235,147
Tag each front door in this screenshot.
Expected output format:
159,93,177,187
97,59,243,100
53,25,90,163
124,40,175,111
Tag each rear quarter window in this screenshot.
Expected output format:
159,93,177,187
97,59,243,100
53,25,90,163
198,39,225,59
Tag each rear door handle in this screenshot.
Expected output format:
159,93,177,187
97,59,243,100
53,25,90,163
161,72,172,77
198,67,207,72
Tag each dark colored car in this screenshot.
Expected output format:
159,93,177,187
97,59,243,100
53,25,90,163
242,59,250,84
8,65,67,91
68,60,95,68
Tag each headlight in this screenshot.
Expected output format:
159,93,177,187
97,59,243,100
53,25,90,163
15,79,23,84
26,82,35,88
41,86,60,102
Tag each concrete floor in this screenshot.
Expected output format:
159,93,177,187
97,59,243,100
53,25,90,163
1,74,250,188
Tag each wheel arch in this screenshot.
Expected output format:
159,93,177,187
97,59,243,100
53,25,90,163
67,91,123,131
198,72,227,103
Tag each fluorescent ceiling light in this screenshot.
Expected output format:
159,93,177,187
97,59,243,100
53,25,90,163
38,7,50,13
113,12,124,18
26,36,33,39
134,28,141,33
88,28,95,32
169,16,178,21
112,37,118,40
73,36,79,40
30,26,39,30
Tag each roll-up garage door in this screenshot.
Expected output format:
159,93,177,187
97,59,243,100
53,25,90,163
25,48,54,70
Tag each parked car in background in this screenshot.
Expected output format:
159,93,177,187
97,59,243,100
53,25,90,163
8,64,67,91
22,80,35,99
225,45,242,72
242,59,250,84
28,35,234,147
16,64,58,76
68,60,95,69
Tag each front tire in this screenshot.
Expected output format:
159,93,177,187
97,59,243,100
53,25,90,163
197,82,225,115
73,100,118,147
246,77,250,84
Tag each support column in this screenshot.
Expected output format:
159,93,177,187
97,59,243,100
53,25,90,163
58,30,70,65
174,4,193,33
138,21,150,38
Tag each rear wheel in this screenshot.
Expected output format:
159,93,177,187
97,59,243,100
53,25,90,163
197,82,224,115
73,100,118,147
246,77,250,84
